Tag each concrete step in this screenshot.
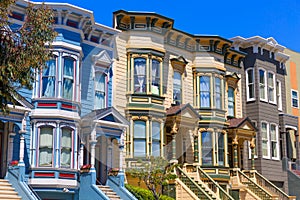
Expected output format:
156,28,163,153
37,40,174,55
98,185,121,199
0,186,15,191
0,194,22,199
0,190,18,195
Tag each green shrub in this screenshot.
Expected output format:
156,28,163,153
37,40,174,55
125,184,174,200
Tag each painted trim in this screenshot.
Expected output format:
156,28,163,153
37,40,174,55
246,68,255,101
291,89,299,108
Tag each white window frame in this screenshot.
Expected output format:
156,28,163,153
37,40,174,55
277,80,282,111
291,89,299,108
268,72,276,104
261,121,270,159
258,68,268,102
246,68,255,101
270,123,279,160
94,69,107,110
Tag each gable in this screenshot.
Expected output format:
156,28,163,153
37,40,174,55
101,114,121,123
92,50,112,67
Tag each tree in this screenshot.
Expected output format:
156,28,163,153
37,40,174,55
127,157,177,200
0,0,57,113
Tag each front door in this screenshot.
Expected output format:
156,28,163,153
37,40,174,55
96,136,108,185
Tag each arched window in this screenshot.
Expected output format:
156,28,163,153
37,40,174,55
133,120,146,157
63,57,75,100
39,127,53,166
61,128,72,167
134,58,146,93
152,121,161,157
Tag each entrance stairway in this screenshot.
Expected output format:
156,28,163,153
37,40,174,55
0,179,21,199
97,185,121,200
242,170,296,200
176,166,234,200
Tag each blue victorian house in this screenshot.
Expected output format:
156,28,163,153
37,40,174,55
1,1,136,199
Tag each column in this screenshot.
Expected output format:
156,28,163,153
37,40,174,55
57,52,62,98
233,135,239,169
170,122,178,164
79,142,84,168
250,138,255,170
90,126,97,168
194,132,199,162
19,112,28,165
55,122,60,168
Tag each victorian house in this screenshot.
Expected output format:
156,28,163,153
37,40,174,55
112,10,296,200
1,1,136,200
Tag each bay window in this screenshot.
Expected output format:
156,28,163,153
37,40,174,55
39,127,53,166
200,76,211,108
133,120,146,157
63,57,74,100
268,72,276,103
173,71,182,104
152,121,161,157
95,72,106,109
259,69,267,101
61,128,72,167
228,87,235,117
201,131,212,165
134,58,146,93
246,68,255,101
42,58,56,97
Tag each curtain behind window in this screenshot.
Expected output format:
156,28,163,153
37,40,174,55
200,76,210,107
95,73,105,109
173,71,182,103
39,127,53,166
228,87,235,117
63,58,74,100
61,128,72,167
151,60,160,95
134,58,146,93
42,59,56,97
202,132,212,165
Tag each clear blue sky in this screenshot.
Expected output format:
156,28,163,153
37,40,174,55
35,0,300,52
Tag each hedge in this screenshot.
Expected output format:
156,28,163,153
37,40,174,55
125,184,174,200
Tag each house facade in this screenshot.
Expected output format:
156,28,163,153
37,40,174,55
1,1,299,199
2,1,136,200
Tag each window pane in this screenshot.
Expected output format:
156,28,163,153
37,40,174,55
61,128,72,167
292,91,299,107
247,69,254,99
215,78,221,109
134,140,146,157
95,73,106,109
173,71,182,103
259,69,266,99
151,59,160,95
200,76,210,108
134,58,146,93
228,87,235,117
202,132,212,165
42,59,56,97
63,58,74,100
218,133,224,166
39,127,53,166
268,73,274,102
152,142,160,157
152,122,160,140
247,69,253,83
134,121,146,138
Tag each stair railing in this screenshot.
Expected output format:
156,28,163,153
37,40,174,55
197,166,234,200
235,169,274,200
176,166,214,200
243,170,296,200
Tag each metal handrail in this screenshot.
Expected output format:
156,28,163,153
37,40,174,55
176,166,214,200
243,170,296,200
236,169,273,200
197,166,234,200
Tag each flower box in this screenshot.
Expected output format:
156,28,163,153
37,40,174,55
9,160,18,167
80,164,91,173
